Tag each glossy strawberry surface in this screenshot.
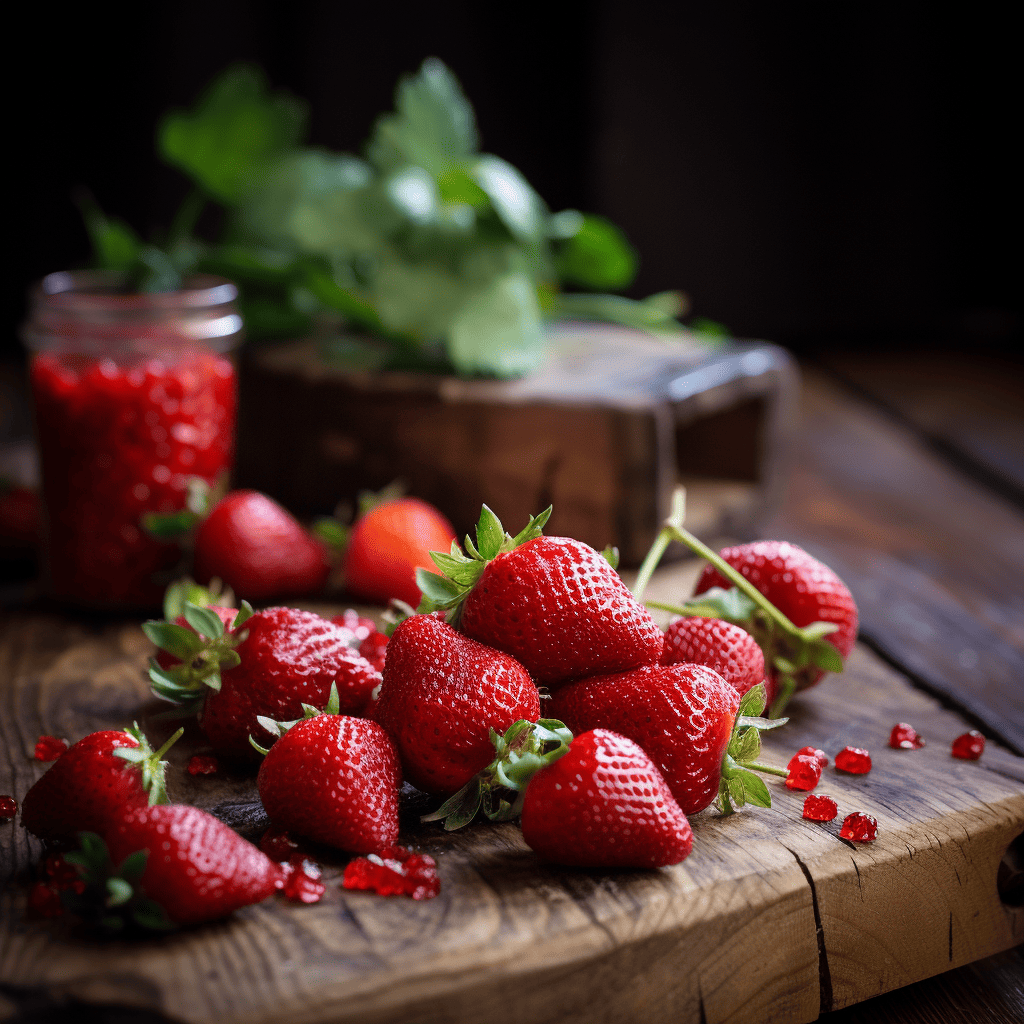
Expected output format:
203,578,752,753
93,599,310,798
374,613,540,794
105,804,282,925
459,536,664,687
31,351,235,607
257,715,401,854
21,730,146,841
549,662,741,815
520,729,693,868
194,491,329,602
694,540,858,690
661,616,771,702
199,607,381,759
344,497,456,609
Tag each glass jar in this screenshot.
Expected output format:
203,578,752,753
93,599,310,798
22,271,243,609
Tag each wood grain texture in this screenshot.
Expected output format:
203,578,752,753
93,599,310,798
757,368,1024,754
1,610,1021,1024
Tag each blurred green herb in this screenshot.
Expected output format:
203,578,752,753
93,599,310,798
83,60,706,378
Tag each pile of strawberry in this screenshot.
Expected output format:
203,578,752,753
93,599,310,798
13,496,861,929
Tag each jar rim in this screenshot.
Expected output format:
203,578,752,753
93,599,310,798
35,270,238,310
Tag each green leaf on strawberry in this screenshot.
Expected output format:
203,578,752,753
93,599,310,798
109,723,184,807
249,682,343,755
421,718,573,830
416,504,552,621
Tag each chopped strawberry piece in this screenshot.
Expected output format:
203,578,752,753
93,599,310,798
786,753,823,791
951,731,985,760
795,746,829,768
889,723,925,749
34,735,68,761
280,858,326,904
834,746,872,774
260,826,309,863
342,845,440,900
839,812,878,842
802,794,838,821
187,754,219,776
0,796,17,821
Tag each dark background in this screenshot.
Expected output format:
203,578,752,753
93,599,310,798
9,1,1019,359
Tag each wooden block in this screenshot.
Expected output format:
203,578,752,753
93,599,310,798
234,325,799,564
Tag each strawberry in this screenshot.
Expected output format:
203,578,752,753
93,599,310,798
344,495,457,609
548,666,787,815
193,490,330,602
632,490,855,716
418,506,663,687
103,805,282,926
20,724,181,842
373,612,540,794
145,603,381,759
691,540,858,708
254,687,402,854
661,615,771,703
520,729,693,868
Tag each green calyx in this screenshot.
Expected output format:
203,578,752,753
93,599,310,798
421,718,573,830
162,576,235,621
141,475,223,540
248,682,342,756
415,505,552,624
143,601,254,715
714,682,790,816
111,722,184,806
633,487,846,717
61,832,174,933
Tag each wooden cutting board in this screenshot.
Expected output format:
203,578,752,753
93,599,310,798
1,604,1022,1024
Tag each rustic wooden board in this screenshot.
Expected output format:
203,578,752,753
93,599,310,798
1,607,1021,1024
757,368,1024,756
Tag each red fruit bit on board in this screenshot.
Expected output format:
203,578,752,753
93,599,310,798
802,794,838,821
889,723,925,749
187,754,219,776
796,746,829,768
951,731,985,760
260,826,309,863
342,845,440,900
28,882,64,918
34,735,68,761
280,858,326,904
0,796,17,821
835,746,872,774
839,812,878,842
786,754,823,791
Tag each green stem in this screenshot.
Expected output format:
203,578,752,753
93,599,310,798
169,189,206,244
631,528,673,604
742,761,789,778
152,727,184,761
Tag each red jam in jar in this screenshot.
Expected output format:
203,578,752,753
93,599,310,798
23,272,241,608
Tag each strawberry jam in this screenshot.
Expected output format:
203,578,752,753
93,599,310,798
280,858,326,904
889,723,925,749
187,754,219,776
342,845,440,900
839,811,878,842
834,746,872,774
802,794,838,821
0,796,17,821
951,730,985,760
23,272,241,608
795,746,829,768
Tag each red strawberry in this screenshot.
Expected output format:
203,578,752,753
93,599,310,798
194,490,330,601
373,613,540,794
256,694,402,854
20,724,180,842
344,496,457,609
549,664,787,815
520,729,693,868
419,507,663,687
104,804,282,926
693,540,858,700
661,616,771,703
145,604,381,759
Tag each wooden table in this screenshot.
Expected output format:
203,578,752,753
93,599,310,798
1,356,1022,1023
